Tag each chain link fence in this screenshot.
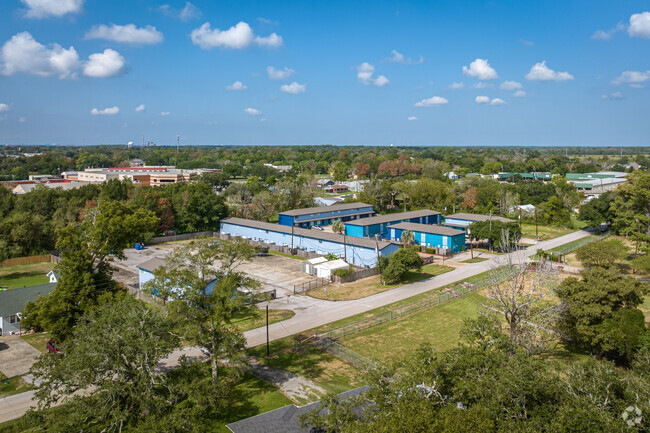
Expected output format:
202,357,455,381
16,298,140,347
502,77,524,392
293,277,330,294
315,275,497,342
314,335,376,370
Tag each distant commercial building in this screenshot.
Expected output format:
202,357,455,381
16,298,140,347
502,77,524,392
220,217,398,268
263,163,292,172
566,172,627,196
74,166,220,187
387,222,466,253
278,202,374,228
496,172,553,182
344,209,442,239
12,181,91,194
444,213,516,232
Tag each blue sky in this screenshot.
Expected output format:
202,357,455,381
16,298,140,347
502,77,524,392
0,0,649,146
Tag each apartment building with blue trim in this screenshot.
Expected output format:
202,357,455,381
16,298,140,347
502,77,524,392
221,217,398,268
388,222,466,253
278,202,374,228
344,209,442,239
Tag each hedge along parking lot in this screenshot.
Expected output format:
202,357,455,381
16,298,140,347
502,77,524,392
306,264,455,301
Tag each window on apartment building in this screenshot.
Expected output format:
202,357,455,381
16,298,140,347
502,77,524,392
10,315,19,324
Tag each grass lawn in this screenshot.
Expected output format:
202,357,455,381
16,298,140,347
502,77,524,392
307,264,454,301
339,292,484,363
212,372,293,432
21,332,51,353
268,250,307,261
463,257,488,263
230,309,295,332
248,339,364,401
521,216,590,242
0,262,54,290
0,373,33,397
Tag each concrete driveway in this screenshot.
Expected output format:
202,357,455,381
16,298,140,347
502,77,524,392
0,335,41,378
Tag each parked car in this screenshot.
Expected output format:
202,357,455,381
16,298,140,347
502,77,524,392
46,339,61,354
311,226,324,230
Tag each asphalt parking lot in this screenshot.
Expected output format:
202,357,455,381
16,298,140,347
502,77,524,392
115,241,319,298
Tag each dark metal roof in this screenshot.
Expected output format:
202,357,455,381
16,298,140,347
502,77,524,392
226,386,370,433
222,217,395,250
388,222,466,237
136,257,167,273
278,202,373,217
444,213,515,223
0,283,56,317
345,209,441,227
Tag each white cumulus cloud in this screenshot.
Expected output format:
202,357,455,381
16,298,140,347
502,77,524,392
592,23,624,40
159,2,201,22
267,66,294,80
449,82,464,90
0,32,80,79
22,0,83,18
611,70,650,85
357,62,389,87
602,92,624,100
226,81,247,90
191,22,282,49
629,12,650,38
91,106,119,115
407,116,419,121
83,49,125,78
19,116,27,123
85,24,163,45
385,50,424,64
525,61,574,81
500,80,522,90
135,104,145,112
513,90,526,97
280,82,306,94
245,107,262,116
0,103,10,113
160,111,170,116
476,96,506,105
414,96,448,107
462,58,498,80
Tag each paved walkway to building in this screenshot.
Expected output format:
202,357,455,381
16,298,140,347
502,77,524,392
0,227,599,424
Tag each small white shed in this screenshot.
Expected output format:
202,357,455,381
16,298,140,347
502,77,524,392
301,256,328,275
313,259,349,279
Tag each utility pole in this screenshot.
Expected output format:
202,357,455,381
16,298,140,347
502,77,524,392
535,207,539,242
266,305,270,357
375,235,383,285
291,225,294,254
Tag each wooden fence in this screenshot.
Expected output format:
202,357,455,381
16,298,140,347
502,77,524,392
0,254,52,267
331,267,380,284
214,232,324,260
147,231,216,244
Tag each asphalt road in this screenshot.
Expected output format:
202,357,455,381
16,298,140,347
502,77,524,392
0,227,597,424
